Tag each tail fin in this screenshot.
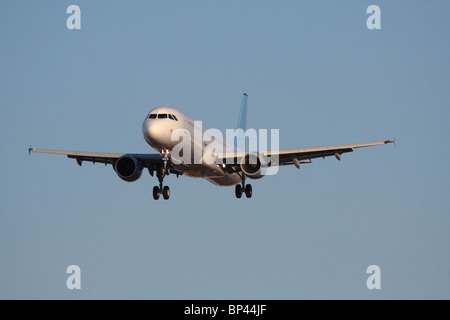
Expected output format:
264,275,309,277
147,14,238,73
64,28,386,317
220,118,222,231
236,93,248,131
234,93,248,147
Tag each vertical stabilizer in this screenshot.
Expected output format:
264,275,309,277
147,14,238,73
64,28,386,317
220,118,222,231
234,93,248,147
236,93,248,131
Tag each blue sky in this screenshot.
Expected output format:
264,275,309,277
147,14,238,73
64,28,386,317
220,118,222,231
0,0,449,299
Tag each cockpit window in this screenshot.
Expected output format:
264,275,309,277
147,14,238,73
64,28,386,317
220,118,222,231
149,113,178,120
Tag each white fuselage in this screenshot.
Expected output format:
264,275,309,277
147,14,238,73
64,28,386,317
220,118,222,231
142,106,241,186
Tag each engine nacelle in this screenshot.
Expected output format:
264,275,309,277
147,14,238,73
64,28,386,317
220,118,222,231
240,153,269,180
114,154,143,182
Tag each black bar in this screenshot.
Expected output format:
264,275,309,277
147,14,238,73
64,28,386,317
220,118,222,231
1,300,447,318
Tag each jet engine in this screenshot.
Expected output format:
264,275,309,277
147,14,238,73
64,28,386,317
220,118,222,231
114,154,143,182
240,153,269,180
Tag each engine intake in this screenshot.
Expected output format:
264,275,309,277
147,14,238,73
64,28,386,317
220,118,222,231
114,154,143,182
240,153,268,180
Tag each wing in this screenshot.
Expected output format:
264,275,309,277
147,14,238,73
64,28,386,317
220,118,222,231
218,140,393,168
28,147,166,170
273,140,394,167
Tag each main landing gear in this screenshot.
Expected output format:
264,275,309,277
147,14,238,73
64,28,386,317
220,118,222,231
153,149,171,200
235,175,252,199
153,184,170,200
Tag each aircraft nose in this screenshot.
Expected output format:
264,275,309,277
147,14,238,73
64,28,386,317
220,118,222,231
146,120,159,138
142,119,172,147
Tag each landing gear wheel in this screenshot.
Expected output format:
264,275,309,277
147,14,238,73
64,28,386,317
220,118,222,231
153,186,161,200
162,186,170,200
235,184,243,199
245,184,252,198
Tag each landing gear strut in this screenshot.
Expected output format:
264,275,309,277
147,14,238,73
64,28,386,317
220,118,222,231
153,149,171,200
235,174,252,199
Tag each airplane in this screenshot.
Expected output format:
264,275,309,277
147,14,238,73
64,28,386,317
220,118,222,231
29,93,393,200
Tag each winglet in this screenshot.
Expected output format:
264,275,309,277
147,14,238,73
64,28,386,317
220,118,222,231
392,137,397,147
28,147,33,155
384,139,394,144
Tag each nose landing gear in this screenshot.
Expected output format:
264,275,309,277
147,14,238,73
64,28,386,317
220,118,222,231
152,149,171,200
